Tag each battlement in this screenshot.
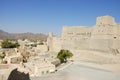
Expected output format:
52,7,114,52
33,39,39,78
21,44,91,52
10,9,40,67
96,15,116,25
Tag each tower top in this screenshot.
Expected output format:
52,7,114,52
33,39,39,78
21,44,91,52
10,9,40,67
48,32,53,37
96,15,116,25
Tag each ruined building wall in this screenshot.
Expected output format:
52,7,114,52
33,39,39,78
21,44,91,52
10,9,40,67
52,37,62,52
47,32,53,51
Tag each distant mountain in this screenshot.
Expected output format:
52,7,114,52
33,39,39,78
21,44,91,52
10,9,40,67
0,29,10,39
0,29,48,41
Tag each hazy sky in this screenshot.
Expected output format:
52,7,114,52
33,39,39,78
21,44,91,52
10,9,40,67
0,0,120,35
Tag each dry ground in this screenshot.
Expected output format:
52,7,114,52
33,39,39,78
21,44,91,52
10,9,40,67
31,50,120,80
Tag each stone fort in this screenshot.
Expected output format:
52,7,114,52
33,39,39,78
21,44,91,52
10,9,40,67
47,15,120,53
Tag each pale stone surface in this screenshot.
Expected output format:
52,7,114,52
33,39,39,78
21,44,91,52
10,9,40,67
36,45,48,53
47,32,53,51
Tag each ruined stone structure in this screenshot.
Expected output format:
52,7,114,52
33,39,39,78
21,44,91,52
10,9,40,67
47,15,120,53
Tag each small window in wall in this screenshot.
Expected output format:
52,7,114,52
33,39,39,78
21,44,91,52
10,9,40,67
41,71,44,75
114,37,117,39
46,70,49,73
68,33,73,35
76,33,81,35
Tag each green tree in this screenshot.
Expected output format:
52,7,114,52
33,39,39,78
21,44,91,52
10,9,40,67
0,52,5,59
31,44,37,47
57,49,73,63
1,39,20,48
38,42,44,45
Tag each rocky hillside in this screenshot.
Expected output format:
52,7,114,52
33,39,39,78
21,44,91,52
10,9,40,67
0,29,48,41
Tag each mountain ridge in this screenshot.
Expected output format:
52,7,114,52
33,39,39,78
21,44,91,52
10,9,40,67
0,29,48,41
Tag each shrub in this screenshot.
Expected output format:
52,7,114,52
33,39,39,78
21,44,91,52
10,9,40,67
57,49,73,63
